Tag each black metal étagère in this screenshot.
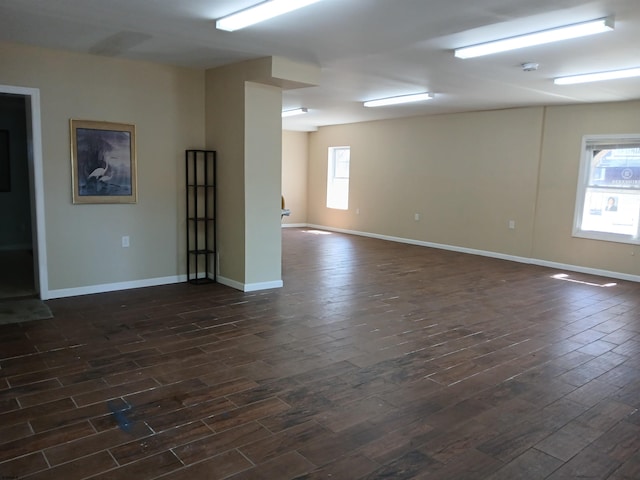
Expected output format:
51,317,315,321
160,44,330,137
186,149,216,284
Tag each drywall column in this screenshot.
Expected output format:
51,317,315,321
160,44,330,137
205,62,249,288
244,81,283,289
205,57,319,291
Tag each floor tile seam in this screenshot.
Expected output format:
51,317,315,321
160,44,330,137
0,448,49,474
16,379,115,409
152,447,256,480
486,447,563,479
42,422,153,467
167,425,241,464
426,349,537,383
107,441,166,468
536,440,623,479
129,346,214,370
203,396,294,434
45,418,102,444
107,419,216,467
532,417,614,461
37,445,120,476
74,379,162,408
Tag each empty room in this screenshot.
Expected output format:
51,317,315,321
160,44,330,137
1,0,640,479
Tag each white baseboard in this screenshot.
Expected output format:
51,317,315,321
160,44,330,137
282,223,307,228
47,272,284,299
244,280,283,292
46,274,187,299
215,275,244,291
217,275,283,292
45,225,639,299
306,223,640,284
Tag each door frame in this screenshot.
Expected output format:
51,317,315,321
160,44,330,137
0,84,48,299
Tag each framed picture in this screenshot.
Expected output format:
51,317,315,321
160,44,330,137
70,119,137,204
0,129,9,192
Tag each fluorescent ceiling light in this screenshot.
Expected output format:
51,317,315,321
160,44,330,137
216,0,322,32
454,17,614,59
364,92,434,108
282,107,308,117
554,67,640,85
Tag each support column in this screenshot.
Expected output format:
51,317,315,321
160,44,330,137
205,57,319,291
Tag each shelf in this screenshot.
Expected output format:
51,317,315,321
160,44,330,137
188,249,215,255
186,149,216,285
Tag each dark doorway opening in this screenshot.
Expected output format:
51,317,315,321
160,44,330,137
0,93,35,300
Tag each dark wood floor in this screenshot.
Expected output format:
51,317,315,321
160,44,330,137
1,227,640,479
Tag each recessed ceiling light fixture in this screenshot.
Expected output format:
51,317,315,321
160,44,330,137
454,17,614,59
216,0,322,32
282,107,308,117
364,92,434,108
554,67,640,85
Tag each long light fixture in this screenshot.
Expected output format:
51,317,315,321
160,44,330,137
281,107,308,117
454,17,614,59
216,0,322,32
364,92,434,108
554,67,640,85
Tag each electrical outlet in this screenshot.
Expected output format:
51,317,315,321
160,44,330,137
508,220,516,229
122,236,130,248
414,213,420,221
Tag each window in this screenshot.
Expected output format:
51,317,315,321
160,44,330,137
574,134,640,244
327,146,350,210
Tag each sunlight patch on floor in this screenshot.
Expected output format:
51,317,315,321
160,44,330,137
551,273,617,287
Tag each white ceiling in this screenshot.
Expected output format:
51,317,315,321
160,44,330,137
1,0,639,131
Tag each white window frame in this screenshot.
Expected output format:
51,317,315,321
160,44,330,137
573,134,640,245
326,146,350,210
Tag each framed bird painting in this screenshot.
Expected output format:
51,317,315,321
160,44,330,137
70,119,137,204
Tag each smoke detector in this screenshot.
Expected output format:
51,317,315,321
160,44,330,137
521,62,539,72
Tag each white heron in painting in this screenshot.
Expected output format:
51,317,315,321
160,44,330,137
88,158,109,181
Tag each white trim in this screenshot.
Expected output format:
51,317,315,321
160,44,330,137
306,223,640,283
573,134,640,246
244,280,283,292
48,275,187,299
282,223,307,228
216,275,245,291
39,221,640,298
0,85,48,299
530,259,640,283
217,275,283,292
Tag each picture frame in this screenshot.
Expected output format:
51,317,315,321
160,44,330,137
70,119,137,204
0,129,9,192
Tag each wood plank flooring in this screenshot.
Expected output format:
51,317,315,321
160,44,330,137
1,227,640,479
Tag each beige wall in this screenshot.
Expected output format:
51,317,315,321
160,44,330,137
244,82,282,285
534,101,640,274
4,39,637,294
205,59,293,289
205,62,247,283
306,102,640,278
282,130,308,225
308,107,543,257
0,42,205,292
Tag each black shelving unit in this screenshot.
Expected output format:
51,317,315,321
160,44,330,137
186,149,216,284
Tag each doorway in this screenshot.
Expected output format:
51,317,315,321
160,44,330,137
0,94,34,299
0,85,48,300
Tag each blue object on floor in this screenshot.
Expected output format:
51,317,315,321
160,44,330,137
107,400,133,433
